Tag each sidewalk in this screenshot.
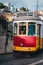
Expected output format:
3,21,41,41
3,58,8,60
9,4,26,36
0,35,13,54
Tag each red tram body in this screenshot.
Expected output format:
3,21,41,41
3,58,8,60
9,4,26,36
13,36,36,51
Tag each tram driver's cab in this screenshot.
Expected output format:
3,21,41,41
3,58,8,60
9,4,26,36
13,22,36,36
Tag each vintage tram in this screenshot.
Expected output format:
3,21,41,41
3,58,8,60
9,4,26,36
12,17,43,52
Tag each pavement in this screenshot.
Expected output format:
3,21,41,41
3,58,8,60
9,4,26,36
0,35,13,54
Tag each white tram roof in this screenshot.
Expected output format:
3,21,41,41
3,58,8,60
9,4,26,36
13,16,42,24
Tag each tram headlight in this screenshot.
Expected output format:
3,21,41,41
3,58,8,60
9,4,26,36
20,43,24,47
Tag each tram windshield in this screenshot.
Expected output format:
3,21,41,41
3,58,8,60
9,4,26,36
19,22,26,35
28,24,35,36
14,22,35,35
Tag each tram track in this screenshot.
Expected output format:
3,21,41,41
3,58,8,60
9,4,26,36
0,49,43,65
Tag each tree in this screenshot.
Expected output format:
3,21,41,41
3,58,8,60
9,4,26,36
20,7,27,11
0,3,11,13
0,3,6,9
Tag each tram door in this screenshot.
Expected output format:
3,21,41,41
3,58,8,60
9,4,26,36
37,24,41,49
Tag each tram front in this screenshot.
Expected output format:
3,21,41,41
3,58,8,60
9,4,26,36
12,20,37,52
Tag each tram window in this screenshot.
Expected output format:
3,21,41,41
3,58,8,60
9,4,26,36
19,22,26,34
28,24,35,35
37,24,41,35
14,23,17,35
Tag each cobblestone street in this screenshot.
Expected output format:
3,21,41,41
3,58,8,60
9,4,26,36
0,35,13,54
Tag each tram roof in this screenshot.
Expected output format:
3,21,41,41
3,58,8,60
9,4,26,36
13,16,42,24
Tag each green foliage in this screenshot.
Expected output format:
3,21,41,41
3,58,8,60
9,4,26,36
0,3,6,9
19,7,29,12
20,7,26,11
0,3,11,13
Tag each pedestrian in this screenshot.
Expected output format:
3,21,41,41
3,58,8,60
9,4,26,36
5,32,9,52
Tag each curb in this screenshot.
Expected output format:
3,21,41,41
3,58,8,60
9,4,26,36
0,51,13,55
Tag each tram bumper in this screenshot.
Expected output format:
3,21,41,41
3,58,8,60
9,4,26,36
12,46,37,52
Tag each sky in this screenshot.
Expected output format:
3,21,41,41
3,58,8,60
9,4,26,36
0,0,43,11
